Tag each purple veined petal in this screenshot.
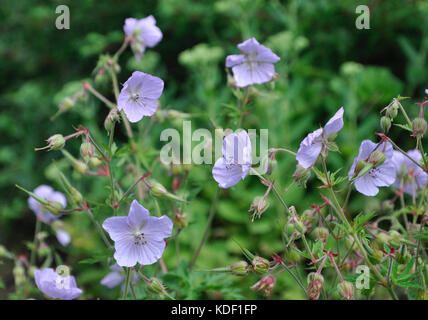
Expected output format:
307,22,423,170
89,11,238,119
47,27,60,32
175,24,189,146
348,140,378,178
296,128,323,169
354,174,380,196
100,271,123,289
127,200,150,231
113,238,139,267
124,71,164,99
255,45,280,64
56,229,71,246
237,37,280,63
102,216,132,242
371,162,396,187
144,215,173,240
225,54,244,68
237,37,261,54
140,237,166,265
323,107,344,138
212,157,246,188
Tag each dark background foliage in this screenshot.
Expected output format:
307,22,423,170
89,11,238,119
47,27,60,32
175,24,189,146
0,0,427,299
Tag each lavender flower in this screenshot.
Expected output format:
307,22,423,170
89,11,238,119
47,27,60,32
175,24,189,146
124,16,162,60
28,185,67,223
425,89,428,95
118,71,164,123
226,37,280,87
100,264,138,289
348,140,396,196
56,229,71,246
392,149,427,197
296,107,344,168
34,268,82,300
212,130,252,188
102,200,173,267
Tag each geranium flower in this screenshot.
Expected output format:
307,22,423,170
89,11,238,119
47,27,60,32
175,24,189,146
226,37,280,87
56,229,71,246
348,140,396,196
296,107,344,168
28,185,67,223
100,264,138,289
118,71,164,123
34,268,82,300
212,130,252,188
124,16,162,60
102,200,173,267
392,149,427,197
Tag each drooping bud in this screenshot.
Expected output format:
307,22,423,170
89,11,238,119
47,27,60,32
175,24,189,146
251,256,270,274
313,227,329,242
35,134,66,151
89,156,102,167
390,100,399,119
46,201,63,215
104,108,120,132
306,272,324,300
80,142,94,160
62,150,88,174
250,275,275,297
368,150,386,167
59,171,83,204
13,265,26,287
412,117,427,138
230,261,249,276
380,116,391,133
147,277,174,299
337,281,354,300
60,97,75,112
293,165,311,187
248,196,270,221
150,181,168,198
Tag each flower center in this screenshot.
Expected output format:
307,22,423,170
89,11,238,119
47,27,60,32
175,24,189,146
134,232,147,246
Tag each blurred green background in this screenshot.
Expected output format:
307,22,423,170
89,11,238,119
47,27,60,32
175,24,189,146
1,0,427,299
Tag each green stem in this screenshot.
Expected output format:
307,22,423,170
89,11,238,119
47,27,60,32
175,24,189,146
189,189,220,270
30,219,41,266
122,267,131,300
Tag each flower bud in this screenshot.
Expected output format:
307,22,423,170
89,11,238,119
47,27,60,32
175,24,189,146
70,187,83,204
368,150,386,167
382,200,394,213
375,232,392,248
104,108,120,132
250,275,275,297
313,227,329,242
295,220,307,234
389,230,401,248
390,101,399,118
368,247,383,265
412,117,427,138
170,164,183,175
174,211,188,228
36,134,66,152
306,272,324,300
73,160,88,174
60,97,75,111
46,201,63,215
150,182,168,198
89,156,102,167
395,245,411,265
80,142,94,159
337,281,354,300
13,265,26,286
380,116,391,133
95,69,108,85
252,256,270,274
248,196,270,220
284,247,301,264
293,165,311,187
230,261,249,276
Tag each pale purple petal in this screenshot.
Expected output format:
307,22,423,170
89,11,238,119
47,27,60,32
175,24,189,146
56,229,71,246
425,89,428,95
354,174,380,196
212,158,246,188
296,128,323,169
28,185,66,223
124,18,139,37
226,54,244,68
139,15,162,48
100,271,123,289
34,268,82,300
127,200,150,231
144,215,173,240
102,216,132,242
323,107,344,138
222,131,252,166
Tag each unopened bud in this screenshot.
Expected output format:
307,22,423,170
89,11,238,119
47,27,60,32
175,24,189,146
380,116,391,133
174,211,188,228
60,97,75,111
73,160,88,174
368,150,386,167
368,248,383,265
390,101,399,118
230,261,249,276
150,182,168,198
104,108,119,132
412,117,427,138
89,157,102,167
148,277,165,294
250,275,275,297
252,256,270,274
337,281,354,300
382,200,394,213
46,201,63,215
249,196,270,220
293,165,311,187
375,232,392,248
306,272,324,300
70,187,83,204
36,134,66,152
284,247,302,263
313,227,329,242
80,142,94,159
